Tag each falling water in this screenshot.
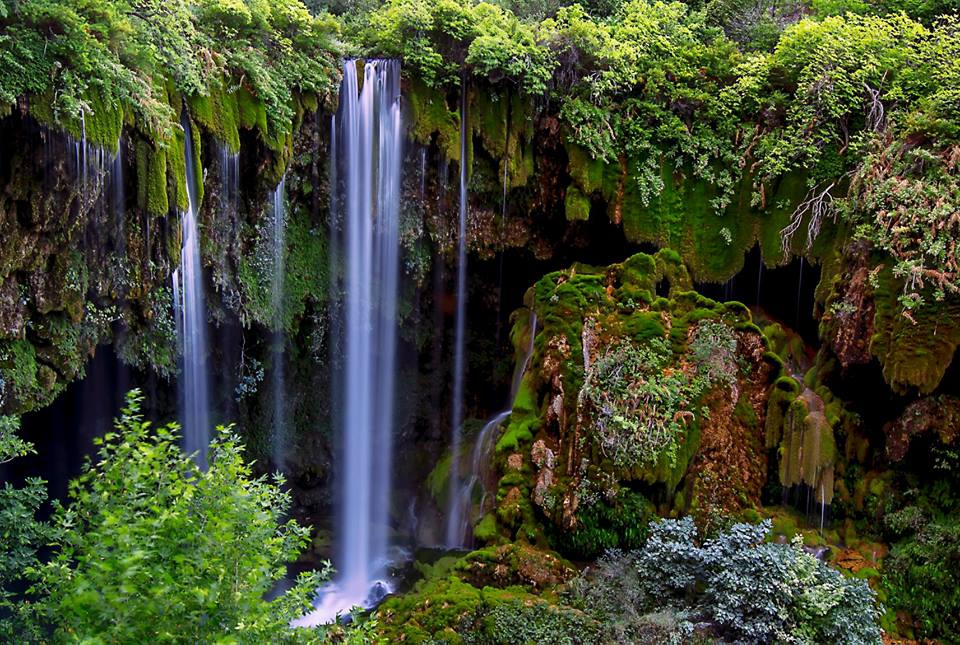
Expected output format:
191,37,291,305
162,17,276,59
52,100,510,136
452,311,538,546
445,79,470,548
172,113,211,468
295,59,402,626
110,140,124,225
756,251,763,305
219,144,240,217
419,147,427,201
270,179,287,473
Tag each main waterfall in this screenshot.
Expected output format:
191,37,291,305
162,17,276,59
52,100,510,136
172,114,211,468
445,80,470,547
295,59,402,626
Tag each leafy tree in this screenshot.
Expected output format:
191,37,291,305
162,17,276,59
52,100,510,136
32,390,330,643
0,416,48,642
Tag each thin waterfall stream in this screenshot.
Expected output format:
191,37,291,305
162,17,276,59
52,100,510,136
172,113,211,468
445,78,470,548
295,59,402,627
270,178,287,473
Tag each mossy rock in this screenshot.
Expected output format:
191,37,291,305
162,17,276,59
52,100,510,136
870,266,960,394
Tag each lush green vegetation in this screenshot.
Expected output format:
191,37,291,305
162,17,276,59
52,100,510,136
0,0,341,146
1,0,959,641
0,393,379,643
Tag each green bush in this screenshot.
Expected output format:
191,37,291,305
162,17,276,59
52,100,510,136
883,518,960,641
570,518,884,644
32,391,329,643
0,416,49,642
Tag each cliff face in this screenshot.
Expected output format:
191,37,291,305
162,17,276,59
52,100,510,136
3,70,960,531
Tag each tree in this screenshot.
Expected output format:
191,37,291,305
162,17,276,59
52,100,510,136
0,415,48,642
32,390,329,643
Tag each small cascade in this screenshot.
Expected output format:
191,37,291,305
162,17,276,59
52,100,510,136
270,179,287,473
219,144,240,217
110,140,124,226
172,113,211,468
295,59,402,627
450,311,537,547
448,311,537,546
445,79,470,548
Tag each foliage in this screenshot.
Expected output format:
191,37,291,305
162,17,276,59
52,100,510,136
689,319,740,392
581,322,738,472
0,416,48,642
883,516,960,640
0,0,341,143
361,0,554,93
569,518,884,644
31,390,330,643
844,138,960,312
581,337,700,470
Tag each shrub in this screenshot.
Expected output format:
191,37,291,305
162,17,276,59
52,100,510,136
570,518,884,644
32,390,328,643
580,337,705,470
0,416,49,642
883,518,960,641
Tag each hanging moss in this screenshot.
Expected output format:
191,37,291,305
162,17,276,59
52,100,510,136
564,186,591,222
870,266,960,395
187,78,241,153
407,76,460,161
136,140,169,217
777,389,836,505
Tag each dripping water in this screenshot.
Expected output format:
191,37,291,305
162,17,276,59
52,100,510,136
295,59,402,627
172,113,211,468
219,143,240,218
419,147,427,201
270,178,287,473
445,77,470,548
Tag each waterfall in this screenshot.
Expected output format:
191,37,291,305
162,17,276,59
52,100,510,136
270,179,287,473
294,59,402,626
445,79,470,548
451,311,537,546
219,144,240,218
172,113,211,468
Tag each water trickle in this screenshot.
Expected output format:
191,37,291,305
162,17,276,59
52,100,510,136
451,311,538,546
219,144,240,218
173,113,211,468
419,147,427,201
756,251,764,305
295,59,402,627
445,78,470,548
270,179,287,473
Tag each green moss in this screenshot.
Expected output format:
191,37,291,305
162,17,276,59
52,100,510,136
474,513,499,543
564,185,591,222
236,84,268,136
136,145,170,217
188,78,241,152
566,143,610,197
870,266,960,394
407,76,460,161
427,452,453,506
